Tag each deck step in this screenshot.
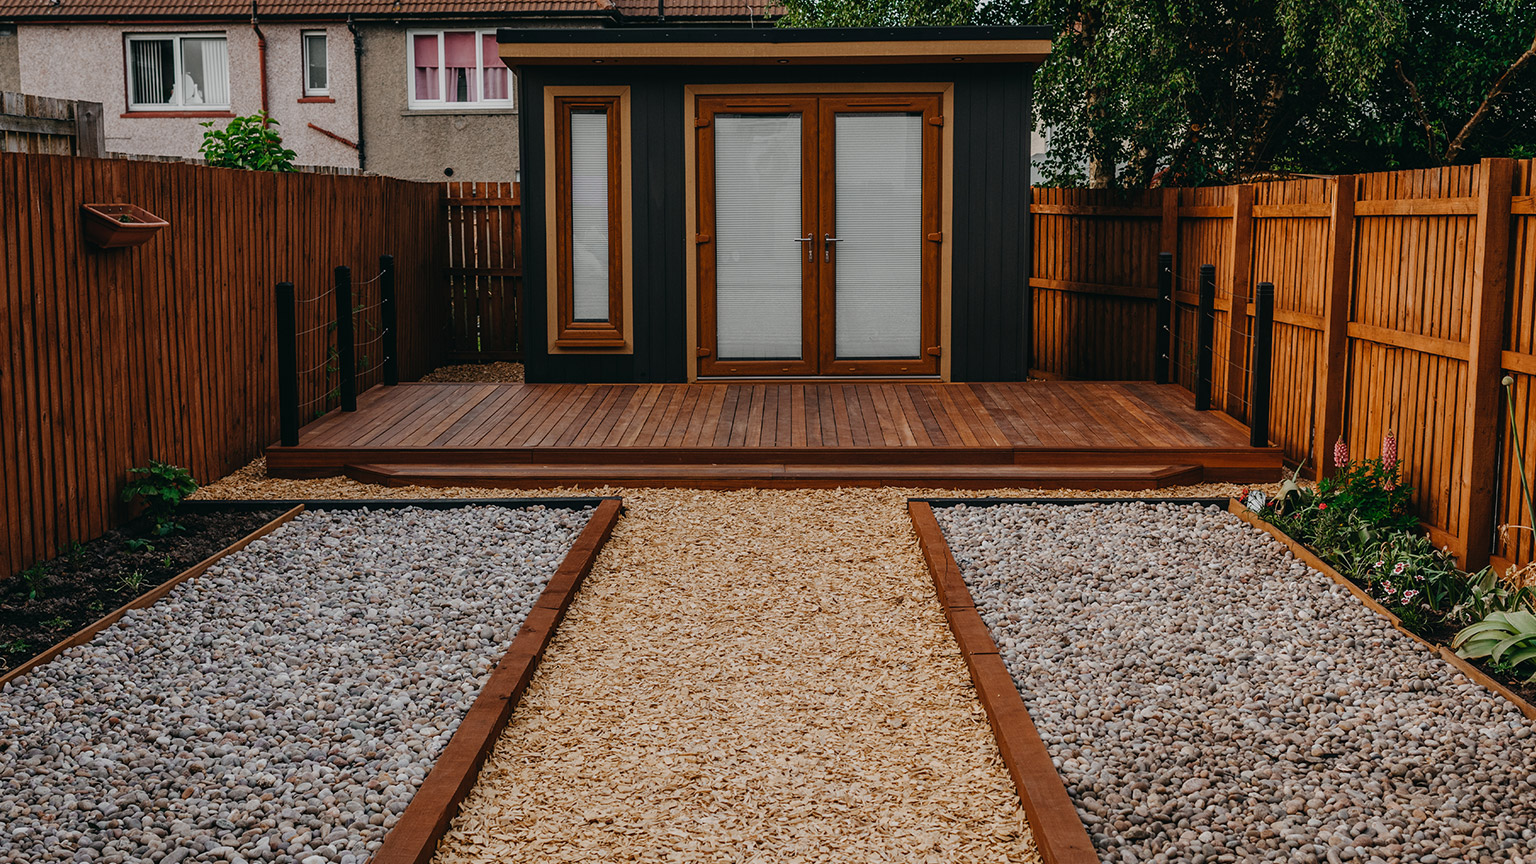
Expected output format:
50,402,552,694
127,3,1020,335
342,462,1206,491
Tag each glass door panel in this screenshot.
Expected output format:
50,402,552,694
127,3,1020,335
697,97,819,376
715,114,804,360
831,113,924,360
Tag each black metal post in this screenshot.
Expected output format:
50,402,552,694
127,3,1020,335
381,254,398,386
1155,252,1173,385
335,265,357,412
1196,264,1216,411
275,282,299,447
1250,281,1275,448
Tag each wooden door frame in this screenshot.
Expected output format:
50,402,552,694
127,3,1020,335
695,95,822,377
684,82,955,382
815,94,943,376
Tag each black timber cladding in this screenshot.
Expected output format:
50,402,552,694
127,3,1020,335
518,63,1034,384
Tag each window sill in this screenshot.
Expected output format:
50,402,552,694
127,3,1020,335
554,333,626,350
401,107,517,117
120,110,235,119
298,96,335,104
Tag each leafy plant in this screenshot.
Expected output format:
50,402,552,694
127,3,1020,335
1454,610,1536,682
17,563,49,601
61,540,85,559
120,570,148,593
1,638,29,654
1363,530,1470,631
41,615,72,632
198,112,297,172
1456,568,1536,624
121,460,198,537
126,538,156,554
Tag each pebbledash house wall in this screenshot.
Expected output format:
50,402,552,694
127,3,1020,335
12,22,360,168
357,23,519,183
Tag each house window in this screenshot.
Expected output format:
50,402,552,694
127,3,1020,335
126,34,230,110
303,31,328,96
553,94,623,347
407,29,512,110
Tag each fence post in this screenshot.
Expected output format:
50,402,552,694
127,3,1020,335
381,254,398,386
275,282,299,447
1195,264,1216,410
1315,176,1357,480
1458,157,1516,570
1155,252,1173,385
335,265,357,412
1223,185,1256,420
1250,282,1275,449
73,100,105,159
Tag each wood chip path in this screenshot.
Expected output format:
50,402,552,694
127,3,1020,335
197,461,1259,862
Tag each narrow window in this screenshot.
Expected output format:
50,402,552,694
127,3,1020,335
554,95,623,347
407,29,513,111
302,31,328,96
127,34,229,110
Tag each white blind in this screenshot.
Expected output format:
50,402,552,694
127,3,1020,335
569,110,610,322
130,40,172,106
179,37,229,107
834,113,923,359
714,114,804,361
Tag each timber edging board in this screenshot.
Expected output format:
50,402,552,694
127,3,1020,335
369,498,624,864
1229,500,1536,723
0,504,307,690
906,501,1099,864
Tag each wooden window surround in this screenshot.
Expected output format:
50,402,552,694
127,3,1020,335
552,93,625,349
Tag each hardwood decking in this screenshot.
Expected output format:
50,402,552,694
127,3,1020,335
265,381,1284,489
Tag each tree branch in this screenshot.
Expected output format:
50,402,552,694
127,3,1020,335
1443,27,1536,165
1394,60,1438,157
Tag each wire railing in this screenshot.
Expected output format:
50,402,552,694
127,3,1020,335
274,255,400,447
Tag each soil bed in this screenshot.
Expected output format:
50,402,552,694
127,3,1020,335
936,500,1536,864
0,504,591,864
0,507,286,674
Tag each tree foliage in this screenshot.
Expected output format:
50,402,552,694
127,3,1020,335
198,112,298,172
779,0,1536,187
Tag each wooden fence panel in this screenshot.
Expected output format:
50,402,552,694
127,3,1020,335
0,152,443,581
1498,162,1536,564
443,181,522,361
0,91,104,157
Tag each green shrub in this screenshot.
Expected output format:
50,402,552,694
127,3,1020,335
198,112,297,172
121,460,197,537
1454,610,1536,682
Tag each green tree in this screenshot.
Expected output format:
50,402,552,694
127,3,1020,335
780,0,1536,186
198,112,298,172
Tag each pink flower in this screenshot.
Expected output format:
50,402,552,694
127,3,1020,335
1373,560,1385,570
1403,589,1419,601
1382,431,1398,473
1382,583,1396,595
1318,502,1328,511
1334,436,1349,469
1393,562,1406,575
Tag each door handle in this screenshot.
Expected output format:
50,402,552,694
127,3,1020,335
823,235,841,262
793,235,814,262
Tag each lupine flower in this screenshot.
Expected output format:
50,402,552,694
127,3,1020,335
1393,562,1406,575
1382,431,1398,491
1334,436,1349,469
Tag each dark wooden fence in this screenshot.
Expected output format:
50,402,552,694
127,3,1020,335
1032,158,1536,572
0,152,443,581
443,181,522,361
0,91,104,158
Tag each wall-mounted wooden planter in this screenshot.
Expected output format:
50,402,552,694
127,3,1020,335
82,203,169,249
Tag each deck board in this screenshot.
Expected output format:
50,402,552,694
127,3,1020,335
267,381,1285,486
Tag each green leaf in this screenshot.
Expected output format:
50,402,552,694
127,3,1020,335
1491,634,1536,663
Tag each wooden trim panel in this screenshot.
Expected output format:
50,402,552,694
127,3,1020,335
499,39,1053,67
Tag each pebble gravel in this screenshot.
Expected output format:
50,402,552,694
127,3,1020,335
0,504,591,864
936,501,1536,864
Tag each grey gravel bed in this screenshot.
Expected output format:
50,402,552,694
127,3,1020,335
935,501,1536,864
0,505,592,864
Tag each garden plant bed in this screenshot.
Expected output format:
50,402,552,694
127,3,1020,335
916,498,1536,864
0,504,294,675
0,498,619,864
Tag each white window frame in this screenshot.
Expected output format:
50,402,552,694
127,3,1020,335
302,30,329,97
124,32,231,111
405,28,515,111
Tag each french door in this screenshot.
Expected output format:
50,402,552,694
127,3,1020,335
696,93,942,377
